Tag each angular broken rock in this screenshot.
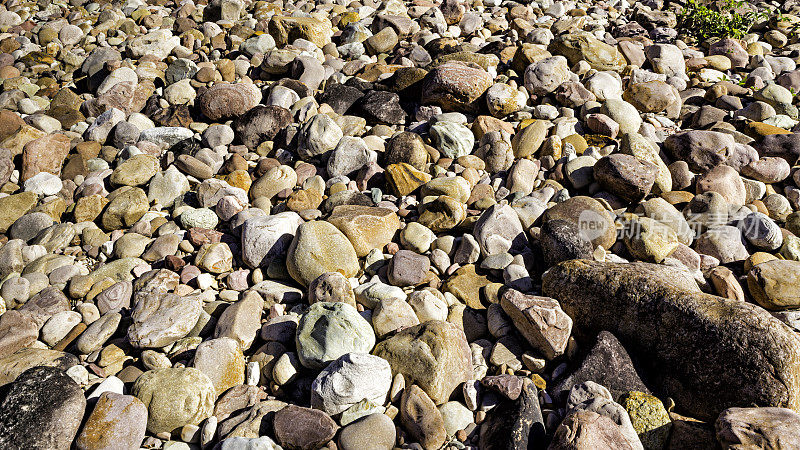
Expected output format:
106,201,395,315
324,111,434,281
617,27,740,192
551,331,650,403
500,289,572,360
478,378,545,450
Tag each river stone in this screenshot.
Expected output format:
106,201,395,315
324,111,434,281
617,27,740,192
128,29,180,59
400,384,447,450
199,83,262,121
664,130,737,172
338,413,396,450
132,368,216,434
268,15,333,48
594,154,658,202
192,337,246,396
429,120,475,159
421,62,493,113
739,211,783,251
110,154,160,187
328,205,401,257
128,292,203,348
273,405,338,448
296,302,376,369
473,203,527,257
298,113,343,160
287,221,360,286
542,260,800,420
549,410,635,449
311,352,392,415
233,105,293,150
0,192,38,233
747,259,800,311
541,196,616,250
551,31,627,71
0,366,86,449
101,187,149,231
524,56,571,96
76,312,122,354
76,392,148,450
241,212,304,269
373,320,472,405
21,132,71,182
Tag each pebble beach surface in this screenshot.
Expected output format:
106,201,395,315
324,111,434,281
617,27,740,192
1,0,800,448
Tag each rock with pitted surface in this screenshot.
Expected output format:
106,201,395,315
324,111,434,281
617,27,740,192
715,407,800,449
128,291,204,348
0,367,86,450
132,368,216,434
543,260,800,420
76,392,147,450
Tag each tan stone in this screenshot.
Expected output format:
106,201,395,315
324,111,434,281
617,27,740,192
328,205,401,257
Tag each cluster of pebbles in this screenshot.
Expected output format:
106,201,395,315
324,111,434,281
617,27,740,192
3,0,800,447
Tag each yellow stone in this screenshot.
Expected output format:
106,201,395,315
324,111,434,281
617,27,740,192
746,122,792,139
328,205,401,257
268,16,332,48
562,134,588,154
74,195,110,223
386,163,432,197
744,252,779,273
223,170,252,192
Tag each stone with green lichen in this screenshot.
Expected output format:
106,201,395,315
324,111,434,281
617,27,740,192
621,391,672,450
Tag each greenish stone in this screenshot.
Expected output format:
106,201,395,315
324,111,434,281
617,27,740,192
621,391,672,450
132,368,216,434
781,234,800,261
295,302,375,370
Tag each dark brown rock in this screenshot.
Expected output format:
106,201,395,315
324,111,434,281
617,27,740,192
273,405,338,449
542,260,800,420
232,105,293,150
594,154,658,202
551,331,650,403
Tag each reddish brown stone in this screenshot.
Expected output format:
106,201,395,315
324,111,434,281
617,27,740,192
21,133,72,182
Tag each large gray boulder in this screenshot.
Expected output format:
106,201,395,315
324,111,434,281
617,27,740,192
542,260,800,420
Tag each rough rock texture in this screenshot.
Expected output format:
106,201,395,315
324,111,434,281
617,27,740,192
542,260,800,420
0,367,86,449
373,320,472,405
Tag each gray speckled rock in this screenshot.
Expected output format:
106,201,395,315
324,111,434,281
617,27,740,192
0,367,86,449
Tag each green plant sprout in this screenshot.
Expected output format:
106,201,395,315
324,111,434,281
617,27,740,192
678,0,767,41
